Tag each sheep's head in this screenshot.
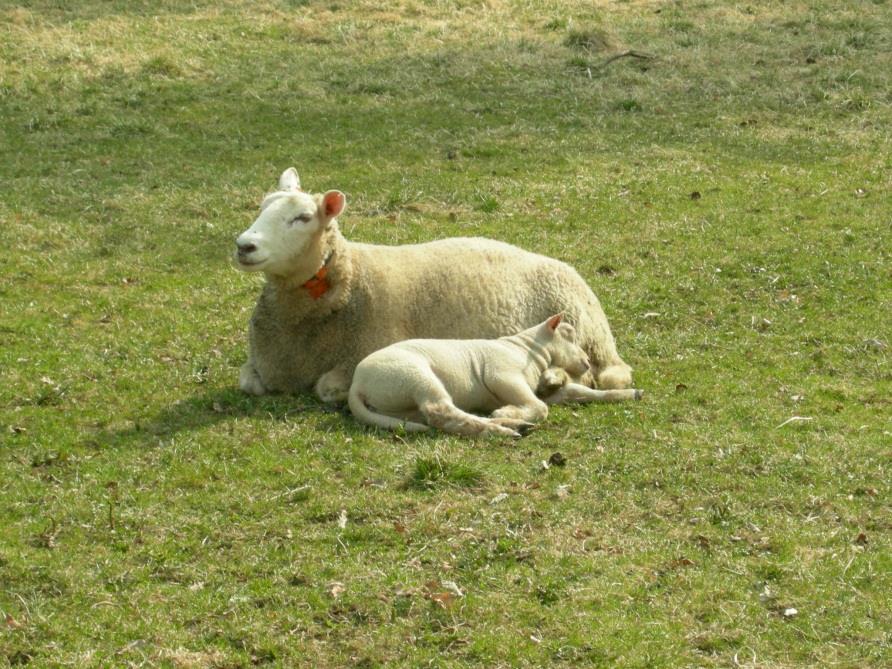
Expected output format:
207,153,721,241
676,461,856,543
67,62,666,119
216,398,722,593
539,314,591,377
234,167,346,277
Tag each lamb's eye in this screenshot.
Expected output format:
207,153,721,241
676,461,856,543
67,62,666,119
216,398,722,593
290,213,313,225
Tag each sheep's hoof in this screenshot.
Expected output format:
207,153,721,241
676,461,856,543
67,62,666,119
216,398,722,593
317,387,348,404
315,369,350,404
239,364,266,396
634,389,644,401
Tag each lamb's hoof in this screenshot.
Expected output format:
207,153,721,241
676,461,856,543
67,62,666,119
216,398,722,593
490,417,536,436
634,389,644,401
484,423,522,439
511,421,536,436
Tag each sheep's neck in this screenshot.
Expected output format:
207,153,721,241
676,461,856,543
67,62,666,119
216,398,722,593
274,226,344,298
301,252,333,299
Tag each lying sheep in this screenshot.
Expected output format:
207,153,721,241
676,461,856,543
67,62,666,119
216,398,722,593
234,167,633,402
348,314,642,437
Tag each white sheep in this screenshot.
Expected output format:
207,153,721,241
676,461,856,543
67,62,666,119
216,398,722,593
348,314,642,437
234,167,633,403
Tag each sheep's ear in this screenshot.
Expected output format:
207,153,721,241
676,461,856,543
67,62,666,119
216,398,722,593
546,313,563,333
279,167,301,192
321,190,346,220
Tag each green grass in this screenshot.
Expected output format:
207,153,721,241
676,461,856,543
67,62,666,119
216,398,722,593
1,1,890,666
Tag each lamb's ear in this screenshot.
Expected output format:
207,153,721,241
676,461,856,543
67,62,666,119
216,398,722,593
546,313,563,333
279,167,301,192
321,190,346,221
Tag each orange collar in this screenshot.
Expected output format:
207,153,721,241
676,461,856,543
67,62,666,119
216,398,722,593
302,253,333,299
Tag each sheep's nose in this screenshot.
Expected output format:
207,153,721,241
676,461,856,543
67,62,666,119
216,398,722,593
237,241,257,256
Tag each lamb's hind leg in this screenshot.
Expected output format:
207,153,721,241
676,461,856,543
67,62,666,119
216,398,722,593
420,400,519,438
543,382,642,405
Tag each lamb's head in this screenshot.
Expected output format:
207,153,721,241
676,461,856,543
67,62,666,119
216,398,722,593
538,314,591,377
234,167,346,277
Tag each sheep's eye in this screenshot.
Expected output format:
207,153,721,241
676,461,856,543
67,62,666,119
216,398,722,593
290,213,313,225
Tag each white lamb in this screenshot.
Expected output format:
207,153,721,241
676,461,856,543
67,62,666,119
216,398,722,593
348,314,642,437
234,167,633,403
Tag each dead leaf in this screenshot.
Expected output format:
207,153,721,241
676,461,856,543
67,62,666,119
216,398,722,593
328,582,345,599
776,290,800,304
863,338,887,351
855,532,868,546
393,521,407,534
555,484,571,500
441,580,464,597
5,614,22,629
776,416,813,429
337,509,347,529
490,493,508,505
427,591,455,608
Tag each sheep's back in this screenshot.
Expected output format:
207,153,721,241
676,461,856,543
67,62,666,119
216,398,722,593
350,237,608,347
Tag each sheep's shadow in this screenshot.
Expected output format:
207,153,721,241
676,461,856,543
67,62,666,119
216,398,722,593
89,386,441,450
88,386,348,449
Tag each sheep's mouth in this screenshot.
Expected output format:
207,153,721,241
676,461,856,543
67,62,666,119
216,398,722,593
235,254,268,269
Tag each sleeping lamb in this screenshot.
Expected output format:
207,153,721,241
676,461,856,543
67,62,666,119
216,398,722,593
348,314,642,437
234,167,633,403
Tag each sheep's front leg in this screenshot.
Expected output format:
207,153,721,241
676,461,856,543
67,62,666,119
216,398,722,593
239,361,267,396
543,382,642,405
314,367,351,404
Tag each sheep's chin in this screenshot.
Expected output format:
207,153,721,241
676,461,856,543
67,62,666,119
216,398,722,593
234,255,269,271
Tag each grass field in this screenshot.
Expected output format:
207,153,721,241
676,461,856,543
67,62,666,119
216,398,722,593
1,1,890,667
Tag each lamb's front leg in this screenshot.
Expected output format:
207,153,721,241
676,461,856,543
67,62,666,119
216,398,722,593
489,378,549,430
543,382,642,405
315,366,352,404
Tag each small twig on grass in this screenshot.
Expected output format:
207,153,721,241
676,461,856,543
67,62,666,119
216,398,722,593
776,416,814,429
598,50,656,69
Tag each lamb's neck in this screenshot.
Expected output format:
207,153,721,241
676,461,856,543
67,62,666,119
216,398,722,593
502,332,551,385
